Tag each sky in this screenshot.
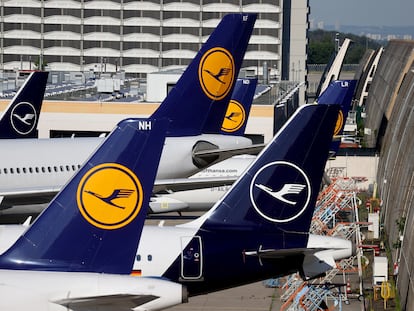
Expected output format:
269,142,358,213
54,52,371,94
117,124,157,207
309,0,414,27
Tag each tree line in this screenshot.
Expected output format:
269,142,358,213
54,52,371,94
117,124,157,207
308,29,383,64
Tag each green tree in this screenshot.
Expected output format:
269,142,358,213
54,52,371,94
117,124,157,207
308,41,335,64
308,29,383,64
34,55,48,70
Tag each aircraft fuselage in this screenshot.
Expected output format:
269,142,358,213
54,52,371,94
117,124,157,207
0,224,352,297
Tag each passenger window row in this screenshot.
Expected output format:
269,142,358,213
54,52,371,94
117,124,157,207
136,254,152,262
0,164,81,174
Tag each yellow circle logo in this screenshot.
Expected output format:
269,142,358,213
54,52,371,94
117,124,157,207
334,110,344,136
199,47,235,100
77,163,143,230
221,100,246,133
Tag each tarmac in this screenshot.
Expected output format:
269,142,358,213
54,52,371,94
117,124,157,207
168,280,366,311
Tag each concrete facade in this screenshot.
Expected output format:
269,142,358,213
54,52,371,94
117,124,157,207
363,40,414,149
0,0,306,81
365,40,414,310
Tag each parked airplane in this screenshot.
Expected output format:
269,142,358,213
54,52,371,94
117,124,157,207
0,71,48,138
138,104,353,292
149,79,357,213
0,77,256,220
0,104,353,303
0,13,257,210
0,116,191,310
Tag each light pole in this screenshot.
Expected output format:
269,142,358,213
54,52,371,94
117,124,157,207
335,33,340,55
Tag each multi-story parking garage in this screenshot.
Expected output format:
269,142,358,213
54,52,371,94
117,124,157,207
0,0,308,81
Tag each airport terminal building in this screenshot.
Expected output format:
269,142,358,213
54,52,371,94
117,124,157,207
0,0,308,81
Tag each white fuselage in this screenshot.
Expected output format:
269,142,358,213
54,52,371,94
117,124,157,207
150,155,256,213
0,134,252,207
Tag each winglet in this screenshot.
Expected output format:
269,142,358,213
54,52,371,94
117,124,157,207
194,104,339,248
0,117,168,274
0,71,48,138
152,13,256,136
203,78,257,135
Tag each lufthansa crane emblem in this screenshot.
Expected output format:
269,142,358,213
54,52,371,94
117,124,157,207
77,163,143,230
221,100,246,133
10,102,37,135
198,47,235,100
249,161,311,223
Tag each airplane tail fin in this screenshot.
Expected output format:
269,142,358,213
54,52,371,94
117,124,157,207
0,118,168,274
0,71,48,138
152,13,256,136
317,79,357,155
195,104,339,247
203,78,257,135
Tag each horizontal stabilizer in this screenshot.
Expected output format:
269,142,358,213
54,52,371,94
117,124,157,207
245,244,347,280
244,247,324,259
301,253,336,280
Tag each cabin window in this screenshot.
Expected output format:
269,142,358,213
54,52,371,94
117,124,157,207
41,167,46,173
147,255,152,261
29,167,33,173
10,168,14,174
136,254,141,261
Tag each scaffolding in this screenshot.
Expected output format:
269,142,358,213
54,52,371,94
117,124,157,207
274,177,363,310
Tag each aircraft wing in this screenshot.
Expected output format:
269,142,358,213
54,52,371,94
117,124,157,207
153,176,238,193
0,187,60,208
192,143,265,164
54,294,158,311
